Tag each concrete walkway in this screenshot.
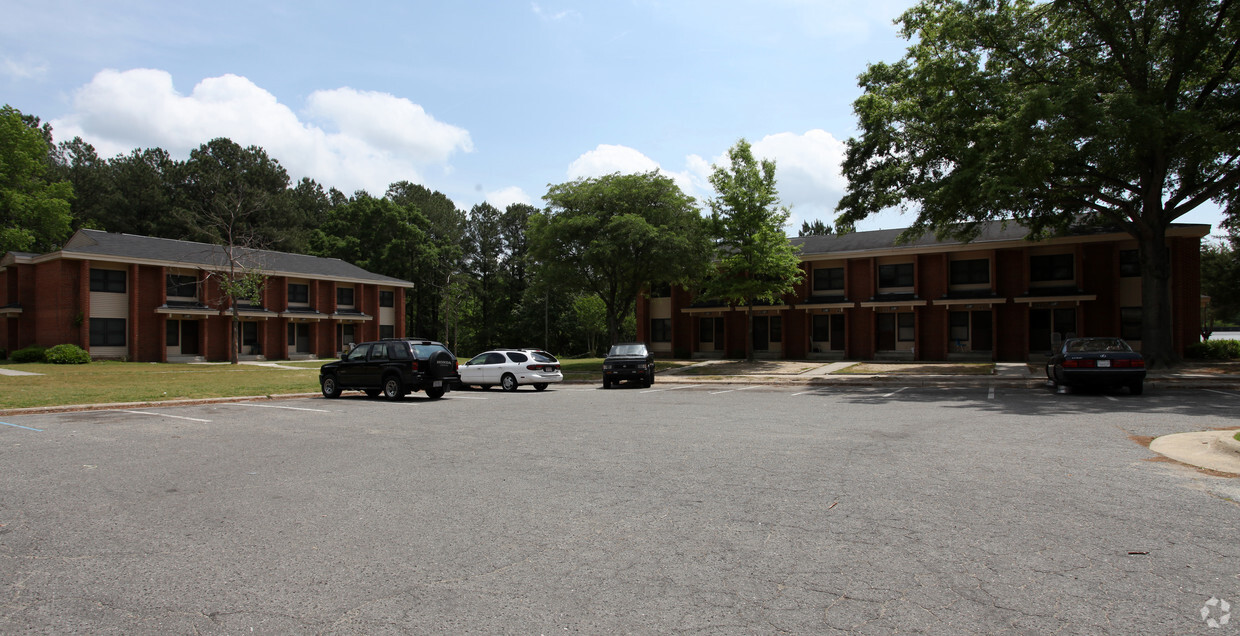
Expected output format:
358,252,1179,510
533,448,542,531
1150,430,1240,476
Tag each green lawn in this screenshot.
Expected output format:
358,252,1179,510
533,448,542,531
0,358,697,409
0,361,325,409
558,358,691,383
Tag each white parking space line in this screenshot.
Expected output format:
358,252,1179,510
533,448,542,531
1204,389,1240,398
882,387,908,398
640,384,702,394
709,386,760,395
448,396,489,400
118,410,211,423
225,403,330,412
988,387,995,400
1105,395,1119,402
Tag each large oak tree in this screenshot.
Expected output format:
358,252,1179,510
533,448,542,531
533,171,711,346
836,0,1240,367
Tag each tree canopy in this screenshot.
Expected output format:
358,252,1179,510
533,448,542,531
0,105,73,253
704,139,804,359
533,171,711,345
836,0,1240,366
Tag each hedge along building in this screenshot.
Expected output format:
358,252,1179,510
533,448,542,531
0,229,414,362
638,221,1210,361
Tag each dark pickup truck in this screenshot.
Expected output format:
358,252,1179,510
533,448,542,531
602,342,655,389
320,339,460,400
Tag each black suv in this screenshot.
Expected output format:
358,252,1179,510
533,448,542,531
319,339,461,400
602,342,655,388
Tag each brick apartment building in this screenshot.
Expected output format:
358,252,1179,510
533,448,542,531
638,221,1210,361
0,229,413,362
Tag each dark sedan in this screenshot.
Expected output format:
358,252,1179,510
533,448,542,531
1046,337,1146,395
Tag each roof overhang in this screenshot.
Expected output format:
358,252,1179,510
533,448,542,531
155,305,217,318
681,306,734,314
1014,294,1097,305
0,306,22,317
860,299,929,309
795,302,855,312
280,311,326,322
933,298,1007,307
330,312,373,322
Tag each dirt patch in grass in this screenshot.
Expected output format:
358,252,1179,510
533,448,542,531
835,363,994,376
674,360,818,376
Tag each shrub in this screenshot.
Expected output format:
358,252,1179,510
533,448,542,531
45,343,91,364
10,345,47,363
1185,339,1240,360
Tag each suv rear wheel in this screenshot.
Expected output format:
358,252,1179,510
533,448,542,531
426,386,446,399
382,375,406,400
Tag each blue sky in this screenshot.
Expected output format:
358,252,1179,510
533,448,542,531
1,0,1226,235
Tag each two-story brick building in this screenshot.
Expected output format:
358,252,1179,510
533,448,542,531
0,229,414,362
638,221,1210,361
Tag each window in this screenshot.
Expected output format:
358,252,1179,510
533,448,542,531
337,287,355,307
878,263,914,288
651,318,672,342
769,316,782,343
506,351,529,363
166,320,179,347
288,283,309,304
89,269,126,293
379,325,395,339
166,274,198,298
1121,307,1142,340
1029,253,1074,282
90,318,126,347
699,317,715,343
812,314,831,341
241,322,258,348
897,313,915,341
950,311,970,342
347,343,371,361
813,267,845,292
1119,250,1141,277
379,291,394,307
371,343,389,360
949,259,989,285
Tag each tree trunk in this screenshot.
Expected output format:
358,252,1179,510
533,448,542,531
1138,228,1177,369
229,305,240,365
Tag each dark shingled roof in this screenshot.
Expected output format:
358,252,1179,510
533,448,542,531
60,230,413,287
789,220,1209,256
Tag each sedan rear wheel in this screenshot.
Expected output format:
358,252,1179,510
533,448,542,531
1129,381,1144,396
501,373,519,392
533,383,548,391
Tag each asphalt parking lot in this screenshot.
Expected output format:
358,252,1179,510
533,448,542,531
2,384,1239,634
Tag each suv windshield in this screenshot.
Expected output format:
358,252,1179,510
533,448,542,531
608,344,647,356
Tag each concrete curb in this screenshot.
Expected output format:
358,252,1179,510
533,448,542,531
1150,430,1240,476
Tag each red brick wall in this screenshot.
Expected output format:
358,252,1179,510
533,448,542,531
994,249,1027,360
1173,236,1203,351
917,254,949,360
846,260,875,359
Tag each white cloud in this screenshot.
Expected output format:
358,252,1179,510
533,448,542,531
531,2,581,21
50,69,473,196
1,54,48,80
485,186,533,210
566,144,702,201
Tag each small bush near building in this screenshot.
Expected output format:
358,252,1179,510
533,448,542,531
45,344,91,364
10,345,48,363
1186,339,1240,360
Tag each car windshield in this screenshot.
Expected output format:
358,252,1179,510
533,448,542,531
412,344,449,359
608,344,646,356
1065,338,1132,353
